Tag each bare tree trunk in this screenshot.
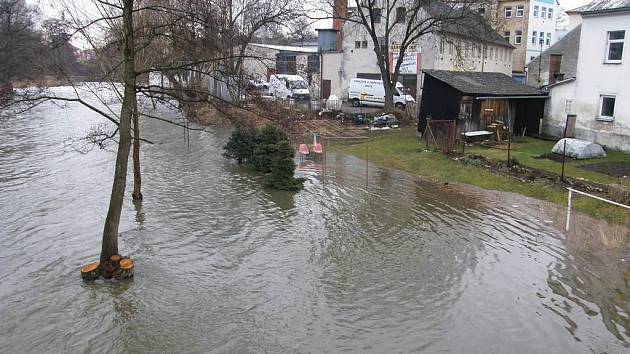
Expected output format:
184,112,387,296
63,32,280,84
100,0,136,263
132,95,142,201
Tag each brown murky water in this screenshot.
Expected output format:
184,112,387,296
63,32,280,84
0,87,629,353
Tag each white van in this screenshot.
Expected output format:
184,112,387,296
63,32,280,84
348,78,415,109
268,74,310,100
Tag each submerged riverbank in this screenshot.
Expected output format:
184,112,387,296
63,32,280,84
330,128,630,227
1,94,629,352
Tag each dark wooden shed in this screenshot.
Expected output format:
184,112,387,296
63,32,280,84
419,70,547,137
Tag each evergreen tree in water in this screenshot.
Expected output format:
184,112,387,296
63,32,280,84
223,125,303,191
266,140,304,191
223,127,256,164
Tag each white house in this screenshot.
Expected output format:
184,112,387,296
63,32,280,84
543,0,630,152
319,0,514,101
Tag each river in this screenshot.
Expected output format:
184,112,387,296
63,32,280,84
0,87,629,353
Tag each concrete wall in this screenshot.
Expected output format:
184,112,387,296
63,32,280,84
544,79,576,137
241,45,276,81
321,52,344,98
570,12,630,151
542,11,630,152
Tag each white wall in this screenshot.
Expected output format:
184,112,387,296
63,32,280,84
321,52,344,98
571,12,630,151
544,80,576,136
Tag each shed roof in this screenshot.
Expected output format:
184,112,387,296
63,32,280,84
568,0,630,14
423,70,545,96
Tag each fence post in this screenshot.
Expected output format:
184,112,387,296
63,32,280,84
565,189,572,231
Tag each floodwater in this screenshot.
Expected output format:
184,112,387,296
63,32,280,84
1,88,629,353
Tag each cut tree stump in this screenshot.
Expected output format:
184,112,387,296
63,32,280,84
115,258,134,280
110,254,122,266
80,262,101,281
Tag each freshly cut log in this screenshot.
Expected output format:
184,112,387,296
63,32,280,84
115,258,134,280
110,254,122,266
80,262,101,281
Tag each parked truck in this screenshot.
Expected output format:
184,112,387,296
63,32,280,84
268,74,310,100
348,78,415,109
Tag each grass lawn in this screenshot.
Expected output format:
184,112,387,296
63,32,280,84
463,136,630,188
330,128,630,226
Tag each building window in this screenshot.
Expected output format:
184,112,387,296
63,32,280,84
449,41,453,55
307,54,320,73
606,30,625,63
503,31,511,42
515,30,522,44
539,31,545,45
533,5,539,17
546,32,551,45
532,31,537,44
548,8,553,19
362,40,368,48
541,7,547,19
396,7,406,23
355,41,361,49
516,5,524,17
439,38,444,54
372,8,381,23
530,56,536,61
505,6,512,18
598,95,616,120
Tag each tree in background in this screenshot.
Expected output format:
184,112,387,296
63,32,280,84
325,0,495,111
0,0,42,86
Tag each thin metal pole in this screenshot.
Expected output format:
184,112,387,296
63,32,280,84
565,189,572,231
561,116,569,181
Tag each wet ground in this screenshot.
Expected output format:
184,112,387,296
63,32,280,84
580,161,630,178
0,88,629,353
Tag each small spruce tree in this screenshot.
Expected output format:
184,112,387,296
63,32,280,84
223,127,256,164
266,141,304,191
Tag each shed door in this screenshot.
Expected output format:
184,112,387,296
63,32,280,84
321,80,331,99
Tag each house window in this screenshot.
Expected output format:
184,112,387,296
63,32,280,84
541,7,547,19
546,32,551,45
515,30,522,44
439,38,444,54
539,31,545,45
489,47,493,60
516,5,524,17
532,31,537,44
565,99,573,114
606,30,625,63
533,5,539,17
355,41,361,49
505,6,512,18
362,40,368,48
548,8,553,19
449,41,453,55
377,37,387,53
598,95,616,120
503,31,511,42
372,8,381,23
307,54,320,73
396,7,406,23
